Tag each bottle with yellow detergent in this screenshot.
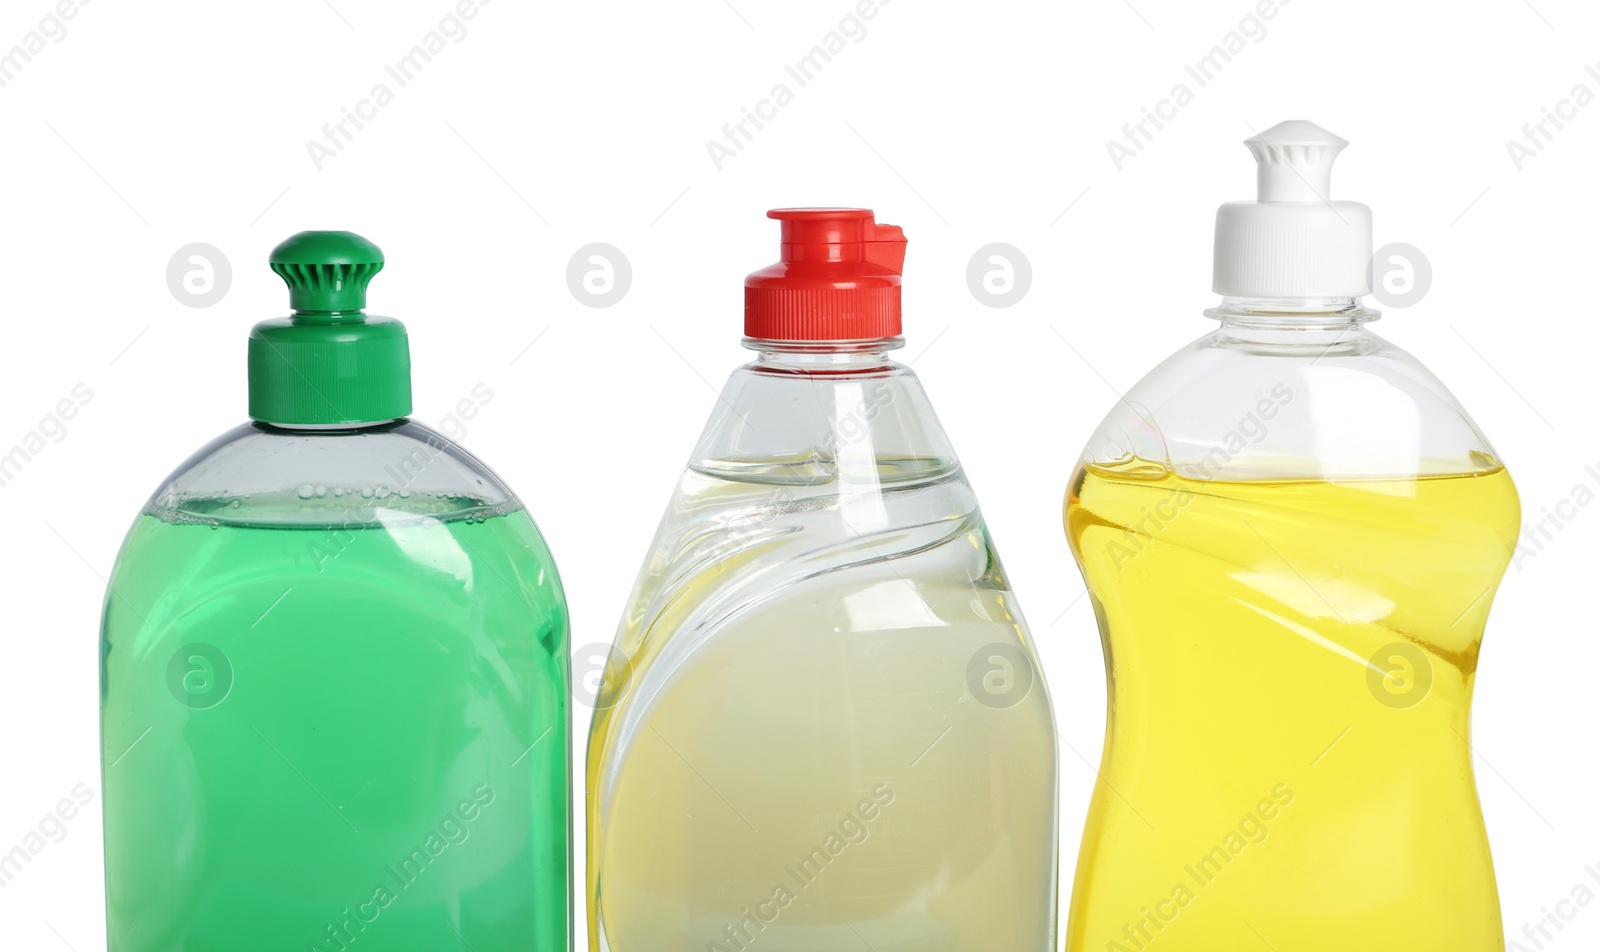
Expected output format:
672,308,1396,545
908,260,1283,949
587,209,1058,952
1063,122,1519,951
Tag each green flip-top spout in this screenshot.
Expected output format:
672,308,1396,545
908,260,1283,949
248,230,411,426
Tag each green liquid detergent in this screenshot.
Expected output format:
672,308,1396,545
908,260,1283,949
99,233,571,951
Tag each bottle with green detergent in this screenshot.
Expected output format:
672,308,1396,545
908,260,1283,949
99,232,570,951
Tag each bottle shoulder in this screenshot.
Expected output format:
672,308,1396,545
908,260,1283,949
621,354,1020,649
1083,324,1503,479
147,420,521,528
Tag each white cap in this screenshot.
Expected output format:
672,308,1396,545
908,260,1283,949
1212,120,1372,298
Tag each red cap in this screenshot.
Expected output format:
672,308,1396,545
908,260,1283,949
745,208,907,341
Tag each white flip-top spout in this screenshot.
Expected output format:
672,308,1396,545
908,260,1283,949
1212,119,1373,299
1245,120,1349,203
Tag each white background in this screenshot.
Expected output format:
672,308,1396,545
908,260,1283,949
2,0,1597,947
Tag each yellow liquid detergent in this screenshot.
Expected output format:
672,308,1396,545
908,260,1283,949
1064,457,1518,952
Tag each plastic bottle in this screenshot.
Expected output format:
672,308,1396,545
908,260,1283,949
586,209,1058,952
1063,122,1518,950
99,232,571,951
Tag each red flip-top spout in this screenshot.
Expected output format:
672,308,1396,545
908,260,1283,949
745,208,907,342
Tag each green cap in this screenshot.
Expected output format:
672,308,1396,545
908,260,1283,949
248,231,412,426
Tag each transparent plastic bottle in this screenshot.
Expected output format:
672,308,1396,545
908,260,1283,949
99,233,570,951
1063,123,1518,951
587,209,1058,952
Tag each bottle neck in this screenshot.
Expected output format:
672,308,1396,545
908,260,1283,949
1204,295,1380,330
741,337,905,375
253,418,406,434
